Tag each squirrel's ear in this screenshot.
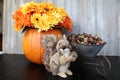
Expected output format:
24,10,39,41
58,35,63,40
63,34,67,40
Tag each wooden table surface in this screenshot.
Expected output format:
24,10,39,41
0,54,120,80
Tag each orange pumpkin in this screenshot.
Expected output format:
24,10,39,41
22,28,62,64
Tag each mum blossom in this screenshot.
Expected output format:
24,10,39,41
12,1,72,32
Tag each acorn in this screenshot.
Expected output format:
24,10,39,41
76,39,81,44
68,33,105,45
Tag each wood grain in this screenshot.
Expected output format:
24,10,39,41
0,54,120,80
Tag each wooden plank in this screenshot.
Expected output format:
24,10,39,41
80,0,88,33
87,0,96,35
118,0,120,56
0,54,120,80
102,0,119,55
3,0,10,53
10,0,18,54
71,0,81,34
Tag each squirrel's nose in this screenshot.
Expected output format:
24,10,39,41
62,46,66,50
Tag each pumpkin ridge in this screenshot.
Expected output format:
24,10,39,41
39,33,42,64
30,29,35,63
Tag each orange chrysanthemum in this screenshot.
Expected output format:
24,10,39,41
12,1,72,32
57,16,72,32
13,10,33,30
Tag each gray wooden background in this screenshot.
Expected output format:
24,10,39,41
3,0,120,55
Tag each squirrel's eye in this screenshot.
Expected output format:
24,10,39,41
59,42,62,46
59,43,61,46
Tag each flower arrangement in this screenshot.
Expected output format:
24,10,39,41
12,1,72,32
12,2,76,73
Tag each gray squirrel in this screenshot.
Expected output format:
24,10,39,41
42,34,78,78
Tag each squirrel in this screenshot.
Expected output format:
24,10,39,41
42,34,78,78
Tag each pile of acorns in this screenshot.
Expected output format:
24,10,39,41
68,33,105,45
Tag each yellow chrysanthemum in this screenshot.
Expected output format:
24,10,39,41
12,1,72,32
31,13,52,32
39,2,57,11
57,8,67,19
31,14,42,27
21,1,38,14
